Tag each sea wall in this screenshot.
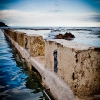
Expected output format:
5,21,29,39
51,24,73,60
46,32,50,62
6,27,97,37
4,29,44,56
45,39,100,98
3,28,100,100
24,34,44,57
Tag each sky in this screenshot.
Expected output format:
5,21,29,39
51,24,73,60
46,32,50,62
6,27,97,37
0,0,100,27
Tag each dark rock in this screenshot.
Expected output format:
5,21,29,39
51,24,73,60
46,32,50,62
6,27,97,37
64,32,75,40
98,36,100,38
55,32,75,40
0,22,8,27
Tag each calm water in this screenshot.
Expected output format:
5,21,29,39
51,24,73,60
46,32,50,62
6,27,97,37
0,29,52,100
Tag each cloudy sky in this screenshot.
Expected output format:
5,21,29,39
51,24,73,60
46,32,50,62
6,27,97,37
0,0,100,27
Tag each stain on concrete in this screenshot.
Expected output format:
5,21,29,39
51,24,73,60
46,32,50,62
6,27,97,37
25,38,28,50
53,49,58,72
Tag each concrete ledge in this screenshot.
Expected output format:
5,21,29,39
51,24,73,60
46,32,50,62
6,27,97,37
30,56,45,77
43,69,75,100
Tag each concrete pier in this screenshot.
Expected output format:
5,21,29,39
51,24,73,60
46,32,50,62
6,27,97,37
3,29,100,100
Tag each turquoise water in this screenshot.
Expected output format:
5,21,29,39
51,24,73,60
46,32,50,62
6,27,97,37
0,29,52,100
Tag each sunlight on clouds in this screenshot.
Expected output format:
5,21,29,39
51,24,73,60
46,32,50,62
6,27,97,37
0,10,100,26
8,23,13,26
0,10,33,19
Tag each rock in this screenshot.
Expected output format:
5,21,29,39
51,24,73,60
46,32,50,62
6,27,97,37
98,36,100,38
56,34,64,39
55,32,75,40
64,32,75,40
0,22,8,27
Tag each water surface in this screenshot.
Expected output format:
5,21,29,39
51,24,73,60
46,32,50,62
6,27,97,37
0,29,52,100
15,27,100,47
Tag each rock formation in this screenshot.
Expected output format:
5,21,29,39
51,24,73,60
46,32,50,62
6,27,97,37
0,22,8,27
55,32,75,40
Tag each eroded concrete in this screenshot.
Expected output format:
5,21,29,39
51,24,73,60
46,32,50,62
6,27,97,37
45,39,100,98
24,34,44,57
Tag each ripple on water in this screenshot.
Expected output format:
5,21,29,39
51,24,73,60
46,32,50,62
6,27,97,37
0,29,52,100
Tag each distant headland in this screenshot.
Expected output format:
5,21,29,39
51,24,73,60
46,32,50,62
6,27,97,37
0,22,8,27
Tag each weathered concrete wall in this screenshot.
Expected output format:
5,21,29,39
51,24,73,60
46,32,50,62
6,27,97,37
45,39,100,98
24,34,44,57
4,29,45,57
4,29,13,37
17,32,26,47
3,29,76,100
4,29,26,48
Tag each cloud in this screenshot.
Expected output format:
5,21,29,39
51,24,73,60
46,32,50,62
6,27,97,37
0,10,32,20
54,4,59,7
0,9,100,26
8,23,13,26
48,10,62,12
89,13,100,22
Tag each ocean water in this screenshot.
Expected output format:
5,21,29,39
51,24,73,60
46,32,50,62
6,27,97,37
45,27,100,47
0,29,52,100
15,27,100,47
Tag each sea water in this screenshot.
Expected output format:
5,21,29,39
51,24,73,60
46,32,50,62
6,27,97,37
0,29,52,100
15,27,100,47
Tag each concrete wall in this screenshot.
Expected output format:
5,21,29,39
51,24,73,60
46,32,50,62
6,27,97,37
45,39,100,98
24,34,44,57
3,29,100,100
17,32,26,47
3,29,76,100
4,29,45,57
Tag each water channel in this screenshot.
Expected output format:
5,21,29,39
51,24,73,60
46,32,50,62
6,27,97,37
0,29,53,100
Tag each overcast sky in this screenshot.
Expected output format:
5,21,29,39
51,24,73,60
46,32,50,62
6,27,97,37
0,0,100,27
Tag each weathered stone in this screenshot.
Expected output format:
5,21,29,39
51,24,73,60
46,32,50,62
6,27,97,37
4,29,18,42
4,29,13,37
13,31,18,42
17,32,26,47
45,39,100,98
24,34,45,57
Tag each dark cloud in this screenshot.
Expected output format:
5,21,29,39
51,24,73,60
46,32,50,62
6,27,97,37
80,14,100,22
91,14,100,22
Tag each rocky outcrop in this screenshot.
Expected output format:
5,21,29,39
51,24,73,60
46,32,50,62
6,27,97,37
55,32,75,40
98,36,100,38
0,22,8,27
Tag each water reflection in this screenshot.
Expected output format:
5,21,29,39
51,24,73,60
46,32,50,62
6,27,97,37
0,29,53,100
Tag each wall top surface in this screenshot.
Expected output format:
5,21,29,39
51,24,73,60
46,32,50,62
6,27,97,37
46,39,100,50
